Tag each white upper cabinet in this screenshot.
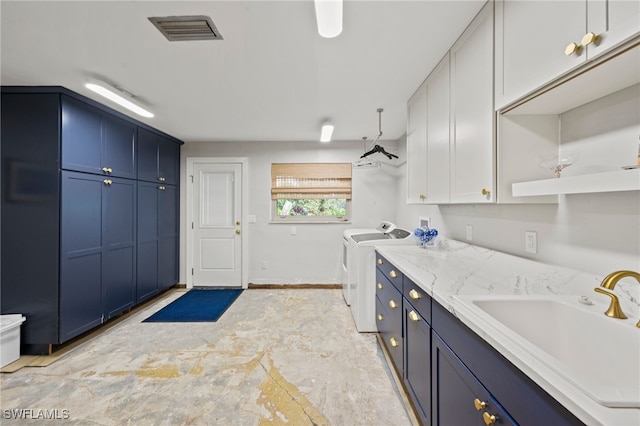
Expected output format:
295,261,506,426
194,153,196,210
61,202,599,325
495,0,640,110
450,3,495,203
406,54,450,204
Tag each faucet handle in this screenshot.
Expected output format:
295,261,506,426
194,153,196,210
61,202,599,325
593,287,628,320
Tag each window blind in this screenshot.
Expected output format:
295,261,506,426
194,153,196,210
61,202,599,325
271,163,352,200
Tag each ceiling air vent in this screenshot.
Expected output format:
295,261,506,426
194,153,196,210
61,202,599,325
148,15,223,41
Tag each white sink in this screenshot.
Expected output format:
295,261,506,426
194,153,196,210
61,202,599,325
453,295,640,408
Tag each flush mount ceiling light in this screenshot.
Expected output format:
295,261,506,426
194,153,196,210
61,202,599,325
85,80,154,118
314,0,343,38
320,122,334,142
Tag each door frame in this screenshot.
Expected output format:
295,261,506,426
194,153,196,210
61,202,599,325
186,157,248,289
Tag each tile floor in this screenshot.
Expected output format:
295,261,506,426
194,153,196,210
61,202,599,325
0,289,414,425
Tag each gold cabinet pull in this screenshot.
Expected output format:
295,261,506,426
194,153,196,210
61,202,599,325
408,310,420,322
390,270,397,278
564,42,581,56
409,289,421,300
389,300,397,309
103,179,112,185
377,282,383,290
235,230,241,235
158,177,166,182
101,167,112,174
377,258,383,265
389,337,398,347
481,188,491,196
482,412,496,425
474,398,486,411
581,32,600,46
377,313,383,321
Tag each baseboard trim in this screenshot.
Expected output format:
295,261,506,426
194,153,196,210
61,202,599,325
248,283,342,289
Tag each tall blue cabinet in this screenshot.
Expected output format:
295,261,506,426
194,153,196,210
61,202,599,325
1,87,182,355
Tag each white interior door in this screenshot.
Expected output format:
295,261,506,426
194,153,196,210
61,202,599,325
192,162,242,287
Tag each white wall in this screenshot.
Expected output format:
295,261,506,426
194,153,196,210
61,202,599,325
180,140,400,285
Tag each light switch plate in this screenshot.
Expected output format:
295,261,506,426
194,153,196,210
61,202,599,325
525,231,537,254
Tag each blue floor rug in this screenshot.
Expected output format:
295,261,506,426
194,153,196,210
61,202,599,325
143,289,243,322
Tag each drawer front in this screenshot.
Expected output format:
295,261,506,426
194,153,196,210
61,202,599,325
403,277,432,323
376,296,403,375
376,269,403,313
375,252,403,290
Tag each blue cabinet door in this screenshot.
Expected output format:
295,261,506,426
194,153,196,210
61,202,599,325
61,97,102,175
136,181,159,302
60,171,103,340
103,177,136,318
432,332,517,426
102,114,136,179
137,127,179,185
62,96,136,178
404,304,432,425
158,184,178,290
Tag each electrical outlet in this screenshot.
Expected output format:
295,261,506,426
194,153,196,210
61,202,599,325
465,225,473,241
290,226,296,236
525,231,537,254
261,260,268,270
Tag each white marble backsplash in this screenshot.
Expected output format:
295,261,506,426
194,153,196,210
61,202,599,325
376,239,639,318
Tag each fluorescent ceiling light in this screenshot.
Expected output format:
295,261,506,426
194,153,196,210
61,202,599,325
314,0,342,38
320,123,334,142
85,80,154,118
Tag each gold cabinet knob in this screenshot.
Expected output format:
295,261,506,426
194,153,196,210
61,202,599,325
389,300,397,309
158,177,166,182
581,32,600,46
408,310,420,322
390,270,397,278
419,194,426,201
377,282,383,290
409,289,421,300
481,188,491,196
235,230,241,235
377,258,383,265
377,313,383,321
158,185,166,190
389,337,398,347
236,221,240,225
474,398,487,411
483,412,496,425
565,42,581,56
102,167,112,174
103,179,112,185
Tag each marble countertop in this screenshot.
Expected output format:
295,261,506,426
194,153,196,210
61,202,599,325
375,239,640,426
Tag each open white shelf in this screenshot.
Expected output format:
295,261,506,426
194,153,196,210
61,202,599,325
512,168,640,197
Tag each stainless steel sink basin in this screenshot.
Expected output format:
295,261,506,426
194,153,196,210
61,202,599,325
453,295,640,408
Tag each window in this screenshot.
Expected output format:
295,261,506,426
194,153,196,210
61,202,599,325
271,163,351,223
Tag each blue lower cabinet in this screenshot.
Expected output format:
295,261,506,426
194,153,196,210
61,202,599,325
404,304,432,425
61,171,136,341
432,332,516,426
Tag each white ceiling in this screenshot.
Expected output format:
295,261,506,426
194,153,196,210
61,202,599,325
1,0,485,143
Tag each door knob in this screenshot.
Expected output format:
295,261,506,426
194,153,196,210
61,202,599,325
564,42,581,56
581,32,600,46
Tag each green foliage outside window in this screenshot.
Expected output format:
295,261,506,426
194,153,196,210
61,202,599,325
276,199,347,216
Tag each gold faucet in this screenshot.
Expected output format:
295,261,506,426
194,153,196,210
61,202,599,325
594,270,640,328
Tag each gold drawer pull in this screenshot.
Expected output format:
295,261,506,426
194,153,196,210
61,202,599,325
409,289,421,300
483,412,496,425
101,167,112,174
377,282,383,289
389,300,397,309
581,32,600,46
474,398,486,411
389,337,398,347
389,270,397,278
158,176,166,182
377,258,383,265
564,42,581,56
103,179,112,185
377,313,383,321
408,310,420,322
158,185,166,190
